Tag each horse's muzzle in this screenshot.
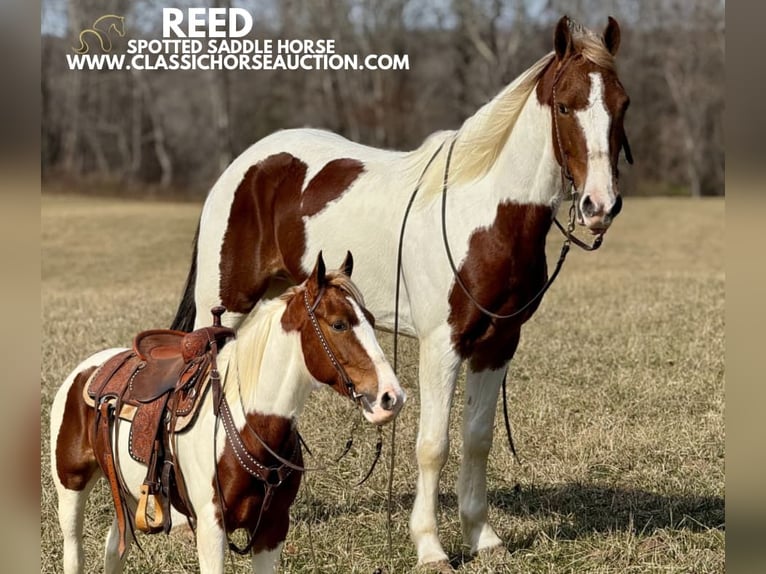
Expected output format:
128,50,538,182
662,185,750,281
363,386,406,425
579,193,622,233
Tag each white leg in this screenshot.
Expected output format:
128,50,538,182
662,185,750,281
56,479,97,574
103,516,132,574
251,543,283,573
195,504,227,574
458,366,506,555
409,329,461,566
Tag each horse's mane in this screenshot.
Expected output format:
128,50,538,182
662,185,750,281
412,18,615,195
567,19,616,71
227,297,286,405
227,270,363,405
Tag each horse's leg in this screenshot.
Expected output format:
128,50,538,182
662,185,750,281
54,475,99,574
458,365,508,555
409,330,461,566
103,516,133,574
195,504,227,574
250,544,283,573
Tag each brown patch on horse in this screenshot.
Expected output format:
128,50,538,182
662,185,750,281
219,153,308,314
219,154,365,315
301,158,364,217
55,366,99,490
212,413,302,552
448,203,553,372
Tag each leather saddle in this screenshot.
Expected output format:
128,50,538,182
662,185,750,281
85,307,234,553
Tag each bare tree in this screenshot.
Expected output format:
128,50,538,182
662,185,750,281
41,0,725,196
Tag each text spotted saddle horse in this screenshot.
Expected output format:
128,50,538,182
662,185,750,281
84,306,235,544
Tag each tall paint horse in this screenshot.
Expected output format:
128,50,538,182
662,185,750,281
171,16,631,568
50,253,406,573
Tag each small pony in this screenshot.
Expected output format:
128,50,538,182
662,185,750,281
49,252,405,573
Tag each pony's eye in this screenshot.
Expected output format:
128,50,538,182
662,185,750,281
558,103,569,115
330,320,349,332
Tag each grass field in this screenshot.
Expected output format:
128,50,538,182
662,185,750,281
41,194,724,573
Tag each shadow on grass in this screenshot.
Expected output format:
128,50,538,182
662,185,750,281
294,481,723,556
492,482,723,532
297,483,722,530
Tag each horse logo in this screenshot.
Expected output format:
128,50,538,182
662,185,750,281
72,15,126,54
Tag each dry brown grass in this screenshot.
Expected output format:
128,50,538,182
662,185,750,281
41,194,724,573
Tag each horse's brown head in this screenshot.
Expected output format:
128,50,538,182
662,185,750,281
281,251,405,425
537,16,632,234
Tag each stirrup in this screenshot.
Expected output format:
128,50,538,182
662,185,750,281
135,484,165,533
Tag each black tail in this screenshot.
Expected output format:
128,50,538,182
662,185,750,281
170,222,200,332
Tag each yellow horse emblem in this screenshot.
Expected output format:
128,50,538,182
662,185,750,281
73,15,126,54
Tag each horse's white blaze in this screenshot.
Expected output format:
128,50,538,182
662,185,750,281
348,297,406,422
576,72,617,219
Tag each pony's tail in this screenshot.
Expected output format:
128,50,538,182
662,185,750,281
170,222,200,332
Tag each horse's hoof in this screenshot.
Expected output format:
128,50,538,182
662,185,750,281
415,559,454,573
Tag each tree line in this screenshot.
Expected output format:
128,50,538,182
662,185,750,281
41,0,724,197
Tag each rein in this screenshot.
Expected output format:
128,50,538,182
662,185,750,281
440,136,576,322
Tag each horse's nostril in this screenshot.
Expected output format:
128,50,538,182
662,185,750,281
581,195,597,218
380,391,396,411
609,195,623,217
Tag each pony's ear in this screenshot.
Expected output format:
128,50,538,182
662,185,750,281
554,16,573,60
310,251,327,290
604,16,621,56
339,251,354,278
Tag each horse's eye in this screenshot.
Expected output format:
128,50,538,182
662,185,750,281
558,103,569,115
330,320,349,332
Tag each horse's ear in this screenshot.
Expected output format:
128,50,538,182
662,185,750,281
604,16,621,56
554,16,573,60
310,251,327,289
340,251,354,278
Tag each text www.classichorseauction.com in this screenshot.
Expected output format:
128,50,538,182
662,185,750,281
67,8,410,72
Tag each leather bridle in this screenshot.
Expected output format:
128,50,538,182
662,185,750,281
550,55,605,252
302,288,373,412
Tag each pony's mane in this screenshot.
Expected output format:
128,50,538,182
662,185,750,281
228,296,287,404
278,270,366,309
412,18,615,195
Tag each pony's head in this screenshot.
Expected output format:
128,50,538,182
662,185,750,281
281,251,405,425
537,16,632,234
